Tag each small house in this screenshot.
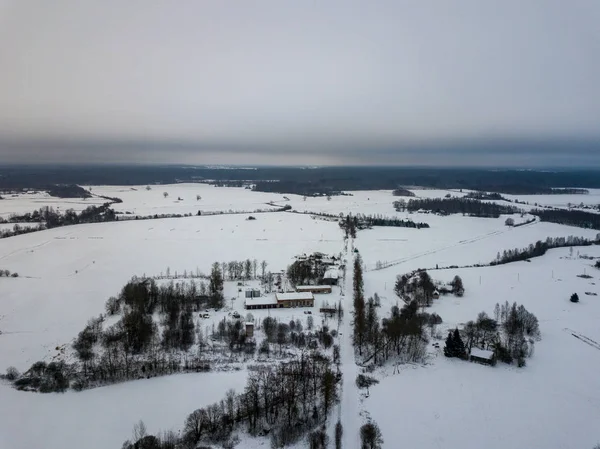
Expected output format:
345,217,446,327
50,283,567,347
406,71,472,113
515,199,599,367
469,348,496,366
432,290,440,299
245,322,254,338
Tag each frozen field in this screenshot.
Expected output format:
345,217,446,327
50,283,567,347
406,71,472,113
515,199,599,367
88,183,284,216
0,371,247,449
1,185,600,449
364,247,600,449
0,191,106,219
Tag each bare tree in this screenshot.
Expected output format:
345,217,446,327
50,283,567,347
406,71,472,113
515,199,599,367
260,260,268,280
163,192,168,198
133,420,147,442
252,259,258,279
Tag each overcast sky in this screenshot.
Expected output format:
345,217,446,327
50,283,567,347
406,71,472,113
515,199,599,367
1,1,599,166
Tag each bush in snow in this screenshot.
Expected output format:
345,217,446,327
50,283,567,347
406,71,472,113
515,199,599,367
570,293,580,303
360,421,383,449
5,366,19,380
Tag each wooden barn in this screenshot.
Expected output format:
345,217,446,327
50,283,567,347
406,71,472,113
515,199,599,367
469,348,496,366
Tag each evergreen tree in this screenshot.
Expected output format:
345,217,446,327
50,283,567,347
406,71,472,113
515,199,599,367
452,328,467,359
443,331,456,357
570,293,579,303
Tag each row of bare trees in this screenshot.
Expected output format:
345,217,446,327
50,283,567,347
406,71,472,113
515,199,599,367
122,351,340,449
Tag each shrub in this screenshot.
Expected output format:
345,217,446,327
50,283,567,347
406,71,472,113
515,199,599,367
570,293,580,303
5,366,19,380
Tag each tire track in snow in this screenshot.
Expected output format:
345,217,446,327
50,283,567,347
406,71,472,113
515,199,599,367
367,219,540,272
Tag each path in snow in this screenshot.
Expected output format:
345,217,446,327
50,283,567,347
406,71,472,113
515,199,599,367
339,237,361,449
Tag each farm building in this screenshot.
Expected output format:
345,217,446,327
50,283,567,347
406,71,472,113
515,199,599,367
244,296,279,310
470,348,496,366
276,292,315,308
322,268,340,286
245,292,315,309
296,285,332,294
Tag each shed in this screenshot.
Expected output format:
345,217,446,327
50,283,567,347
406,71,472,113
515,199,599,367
470,348,496,366
432,290,440,299
245,322,254,338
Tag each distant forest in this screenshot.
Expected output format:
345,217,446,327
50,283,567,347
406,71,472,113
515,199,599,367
533,208,600,230
397,197,520,218
2,166,600,196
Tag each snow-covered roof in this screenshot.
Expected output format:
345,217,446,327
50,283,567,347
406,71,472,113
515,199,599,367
295,285,331,291
276,292,314,301
244,297,277,306
470,348,494,359
245,322,254,326
323,268,339,279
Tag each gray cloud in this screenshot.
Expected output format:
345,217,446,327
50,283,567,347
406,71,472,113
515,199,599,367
1,1,599,166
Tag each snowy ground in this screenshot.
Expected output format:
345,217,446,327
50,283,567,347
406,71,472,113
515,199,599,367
1,185,600,449
0,191,106,219
88,183,284,217
363,247,600,449
0,371,248,449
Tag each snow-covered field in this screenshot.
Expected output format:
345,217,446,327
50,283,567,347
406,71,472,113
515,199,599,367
0,371,248,449
364,247,600,449
0,191,106,219
1,184,599,449
0,212,341,370
88,183,284,217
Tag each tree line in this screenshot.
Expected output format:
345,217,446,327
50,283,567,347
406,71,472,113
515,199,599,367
533,208,600,230
491,235,598,265
121,351,340,449
396,197,521,217
354,255,437,365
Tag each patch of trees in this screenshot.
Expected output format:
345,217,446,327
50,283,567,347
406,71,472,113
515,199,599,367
491,235,597,265
4,204,117,229
253,180,344,197
398,197,521,217
392,187,415,197
340,214,358,239
595,260,600,269
533,208,600,230
287,253,331,286
221,259,263,281
457,302,540,367
122,352,339,449
45,184,92,198
394,270,464,306
355,213,429,230
464,191,507,201
356,290,438,366
0,269,19,277
11,266,227,392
